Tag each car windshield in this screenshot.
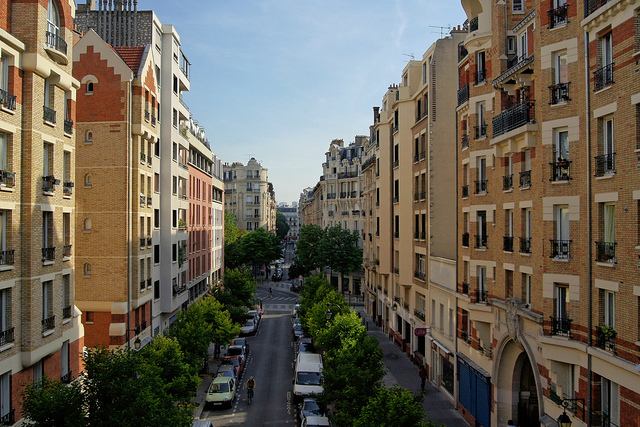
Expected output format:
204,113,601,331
299,343,313,352
210,382,230,393
232,339,245,346
296,372,322,386
227,347,242,356
244,320,254,327
303,400,322,415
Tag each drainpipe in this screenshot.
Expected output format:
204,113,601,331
126,80,132,349
584,29,593,427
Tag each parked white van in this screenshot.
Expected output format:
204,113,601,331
293,353,323,402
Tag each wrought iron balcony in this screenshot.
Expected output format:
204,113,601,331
144,110,150,121
326,193,336,200
42,175,59,192
140,152,147,163
474,179,487,194
64,119,73,134
340,192,347,199
549,82,570,104
42,315,55,332
45,31,67,55
414,309,425,321
595,241,616,263
140,237,146,248
550,160,572,182
474,123,487,139
63,245,72,257
63,181,74,196
61,371,72,384
462,185,469,198
550,316,572,337
492,101,535,137
151,116,157,126
42,247,56,262
548,4,569,28
473,289,488,303
594,63,614,91
146,237,152,246
468,17,478,32
43,105,56,123
350,191,357,198
0,88,16,111
519,170,531,188
139,194,145,207
461,134,469,149
476,68,486,84
459,330,471,343
146,195,152,207
520,237,532,254
550,239,571,259
459,282,470,295
0,326,14,346
457,84,469,106
594,153,615,177
462,232,469,247
63,305,72,319
147,278,151,288
0,170,15,188
475,234,487,249
503,236,514,252
0,250,14,266
585,0,612,17
414,271,425,281
503,174,513,191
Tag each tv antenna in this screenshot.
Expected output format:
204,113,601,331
402,53,415,61
428,25,453,38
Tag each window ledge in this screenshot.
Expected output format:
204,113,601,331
43,120,56,128
503,189,513,193
42,260,54,266
503,251,514,254
549,23,568,31
550,101,568,108
0,342,14,353
519,252,531,257
64,131,72,138
0,265,14,272
520,186,531,191
62,318,71,325
42,329,54,337
63,256,71,262
0,106,15,115
596,261,616,268
475,248,487,252
63,195,71,200
593,85,613,96
552,257,569,263
632,51,640,59
0,185,13,193
551,180,570,185
595,173,615,180
43,191,55,197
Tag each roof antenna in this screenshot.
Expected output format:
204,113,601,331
402,53,415,61
428,25,453,38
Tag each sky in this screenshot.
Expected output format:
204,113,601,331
147,0,466,203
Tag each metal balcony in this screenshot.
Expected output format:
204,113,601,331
585,0,612,17
41,315,55,332
595,241,616,263
414,309,425,321
492,101,535,137
457,84,469,106
550,239,571,259
0,327,14,346
594,153,615,177
519,170,531,188
474,179,487,194
550,316,572,337
596,325,616,353
63,245,72,257
144,110,150,121
503,174,513,191
548,4,569,28
503,236,514,252
63,181,74,196
43,105,56,123
469,17,478,32
473,289,488,303
549,82,570,104
45,31,67,55
550,160,572,182
0,250,14,266
64,119,73,134
0,88,16,111
594,63,614,91
474,234,487,249
0,171,15,188
414,271,425,281
42,247,56,262
63,305,72,319
520,237,532,254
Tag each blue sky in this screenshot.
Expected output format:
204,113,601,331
147,1,466,203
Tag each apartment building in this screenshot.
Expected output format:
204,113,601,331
73,29,157,349
277,202,300,242
299,185,322,227
456,1,640,426
362,31,464,402
211,158,224,289
0,0,84,422
223,158,275,232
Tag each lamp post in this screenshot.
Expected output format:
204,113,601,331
556,398,584,427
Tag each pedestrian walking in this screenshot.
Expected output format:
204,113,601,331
419,366,427,393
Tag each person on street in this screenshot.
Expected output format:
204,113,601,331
247,376,256,403
419,366,427,393
269,287,272,297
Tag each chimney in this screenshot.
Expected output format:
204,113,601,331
373,106,380,123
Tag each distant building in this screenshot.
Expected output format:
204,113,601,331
278,203,300,242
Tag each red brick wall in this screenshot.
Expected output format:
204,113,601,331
0,0,10,32
82,310,111,347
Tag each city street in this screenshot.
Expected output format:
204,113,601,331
199,281,298,426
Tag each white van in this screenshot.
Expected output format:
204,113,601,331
293,353,323,402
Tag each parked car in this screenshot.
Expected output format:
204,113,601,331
223,345,246,365
218,358,241,378
247,309,261,325
297,338,314,354
192,420,214,427
293,324,304,340
240,319,257,336
272,269,283,281
231,337,249,354
301,416,330,427
205,376,236,409
290,282,302,293
299,398,324,424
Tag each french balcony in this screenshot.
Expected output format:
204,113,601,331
45,31,67,55
146,237,152,246
326,193,336,200
594,63,614,91
61,371,72,384
462,232,469,247
547,4,569,28
550,160,572,182
457,84,469,106
42,247,56,262
418,191,426,200
473,289,488,304
41,315,55,332
63,181,74,196
519,170,531,189
550,239,571,260
414,271,425,281
594,153,615,177
151,116,157,126
146,195,153,207
595,241,616,263
474,179,487,194
64,119,73,134
139,194,146,207
140,152,147,163
468,16,478,32
458,45,468,62
458,282,470,295
475,68,486,84
462,185,469,198
0,170,15,188
43,105,56,124
474,234,487,249
520,237,532,254
340,192,347,199
63,245,72,257
350,191,357,198
474,123,487,139
144,110,150,121
585,0,612,17
0,250,14,266
63,305,72,319
461,134,469,149
503,174,513,191
0,326,14,346
140,280,145,290
596,325,616,353
146,278,151,288
0,88,16,111
549,82,570,104
414,309,425,321
492,101,535,138
172,283,187,296
503,236,514,252
550,316,572,337
459,330,471,344
42,175,59,193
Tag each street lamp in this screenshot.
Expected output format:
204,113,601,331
556,398,583,427
557,411,571,427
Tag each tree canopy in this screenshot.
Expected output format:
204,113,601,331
294,224,325,275
22,378,86,427
354,386,434,427
275,211,290,241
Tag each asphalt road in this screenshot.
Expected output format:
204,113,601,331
201,282,298,426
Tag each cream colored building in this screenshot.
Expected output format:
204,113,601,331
224,158,275,232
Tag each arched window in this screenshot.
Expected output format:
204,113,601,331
85,130,93,143
83,262,91,276
83,218,92,231
84,173,92,188
47,0,61,36
86,82,94,94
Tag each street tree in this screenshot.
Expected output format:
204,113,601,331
240,228,282,274
22,378,86,427
224,212,243,244
200,296,240,347
167,302,214,371
304,287,348,339
320,224,362,284
275,211,290,241
295,224,325,275
354,386,434,427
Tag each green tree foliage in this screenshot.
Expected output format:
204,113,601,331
320,224,362,277
224,212,243,244
304,288,348,340
200,297,241,347
22,378,86,426
217,268,256,307
275,211,290,241
167,301,213,371
354,386,434,427
294,224,325,275
240,228,281,271
224,212,245,268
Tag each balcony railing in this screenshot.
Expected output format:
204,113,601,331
0,327,14,346
45,31,67,55
146,278,151,288
42,247,56,262
0,88,16,111
0,171,15,188
503,174,513,191
146,195,153,207
64,119,73,134
550,239,571,259
63,245,72,257
327,193,336,200
459,282,470,295
414,271,425,281
492,101,535,137
520,237,532,254
476,68,486,84
42,315,55,332
462,232,470,247
63,305,72,319
457,84,469,106
43,105,56,123
61,371,72,384
474,123,487,139
461,134,469,149
594,153,615,177
151,116,157,126
473,289,488,303
594,63,614,91
469,17,478,32
474,179,487,194
585,0,612,17
0,409,14,425
146,237,152,246
549,82,570,104
42,175,59,193
550,160,572,182
503,236,514,252
595,241,616,263
462,185,469,198
548,4,569,28
475,234,487,249
144,110,150,121
550,316,572,337
139,194,146,207
519,170,531,188
139,237,146,248
63,181,74,196
139,280,145,290
414,310,425,322
0,250,14,266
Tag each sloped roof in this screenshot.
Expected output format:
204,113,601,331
113,46,145,76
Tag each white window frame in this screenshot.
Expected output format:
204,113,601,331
553,51,568,85
47,0,61,36
554,284,567,319
604,290,615,327
512,0,524,13
555,129,569,160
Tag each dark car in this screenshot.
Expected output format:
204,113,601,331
297,340,314,354
290,282,302,293
272,269,283,281
293,324,304,340
299,398,325,424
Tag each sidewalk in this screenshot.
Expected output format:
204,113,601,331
192,343,222,419
365,318,468,427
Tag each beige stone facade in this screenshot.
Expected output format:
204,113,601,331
224,158,275,232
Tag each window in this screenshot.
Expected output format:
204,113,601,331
154,173,159,193
154,209,159,228
554,284,568,324
42,211,53,249
554,129,569,161
154,280,160,299
603,290,615,327
475,101,486,137
602,203,615,245
42,280,53,322
477,266,486,295
172,108,178,128
476,51,485,83
43,142,53,177
422,61,427,84
83,217,91,231
522,273,532,306
33,360,43,385
0,288,11,335
601,32,613,68
505,209,513,237
153,245,159,264
84,173,92,188
505,270,513,298
172,210,177,228
85,311,94,323
518,30,528,58
86,81,94,94
0,54,8,93
47,0,61,37
62,274,70,314
601,378,620,426
512,0,523,12
173,75,178,94
44,78,54,110
0,371,10,420
0,210,8,255
61,340,69,379
554,205,570,259
83,262,91,276
550,361,574,401
0,133,8,172
506,36,516,54
172,243,177,262
597,116,615,176
553,52,568,85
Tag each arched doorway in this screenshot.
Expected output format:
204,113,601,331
514,352,539,427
